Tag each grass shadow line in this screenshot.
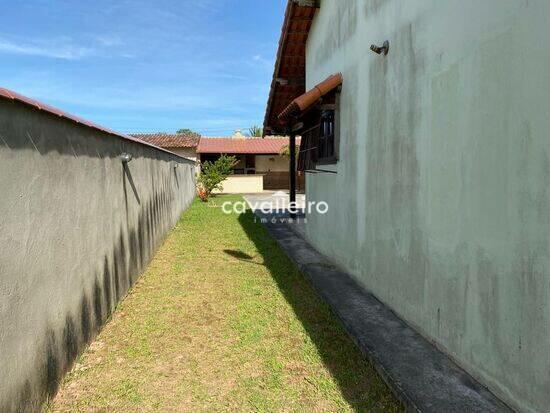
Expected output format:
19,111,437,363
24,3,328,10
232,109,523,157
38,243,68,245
237,210,401,412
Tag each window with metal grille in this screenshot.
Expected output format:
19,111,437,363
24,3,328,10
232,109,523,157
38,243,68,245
318,109,336,163
298,122,319,172
297,95,339,172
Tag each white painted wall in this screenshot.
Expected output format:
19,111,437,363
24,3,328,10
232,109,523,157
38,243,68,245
216,175,264,194
171,147,197,162
171,147,200,175
255,155,288,172
304,1,550,412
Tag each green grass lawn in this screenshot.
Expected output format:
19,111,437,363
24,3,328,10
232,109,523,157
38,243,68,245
49,196,401,412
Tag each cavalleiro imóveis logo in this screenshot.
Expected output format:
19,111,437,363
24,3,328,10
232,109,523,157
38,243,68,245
221,191,329,215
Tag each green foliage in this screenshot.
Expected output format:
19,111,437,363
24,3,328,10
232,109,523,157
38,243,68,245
196,155,237,201
279,144,300,157
247,125,263,137
177,128,201,138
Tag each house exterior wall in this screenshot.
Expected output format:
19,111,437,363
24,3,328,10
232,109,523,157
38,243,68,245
171,147,197,162
171,147,199,174
0,100,196,411
304,1,550,412
255,155,288,172
216,175,264,194
256,155,291,190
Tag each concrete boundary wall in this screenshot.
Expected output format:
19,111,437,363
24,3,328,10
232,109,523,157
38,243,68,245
0,98,196,411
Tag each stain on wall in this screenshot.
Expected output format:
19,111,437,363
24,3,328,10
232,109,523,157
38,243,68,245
313,1,357,66
366,22,428,313
364,0,390,16
304,0,550,411
0,100,195,411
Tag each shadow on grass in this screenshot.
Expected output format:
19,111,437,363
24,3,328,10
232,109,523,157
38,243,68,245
237,210,400,412
224,249,267,266
224,249,254,260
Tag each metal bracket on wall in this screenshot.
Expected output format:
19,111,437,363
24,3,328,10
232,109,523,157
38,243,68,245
119,153,133,163
370,40,390,56
292,0,320,8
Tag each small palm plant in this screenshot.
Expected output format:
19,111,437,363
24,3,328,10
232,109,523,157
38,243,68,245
247,125,263,137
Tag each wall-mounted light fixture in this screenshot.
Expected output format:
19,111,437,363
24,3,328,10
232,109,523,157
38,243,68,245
119,153,133,163
292,0,320,8
275,78,289,86
370,40,390,56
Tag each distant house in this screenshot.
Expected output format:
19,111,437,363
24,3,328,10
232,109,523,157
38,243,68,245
132,132,200,164
134,130,302,193
197,130,303,193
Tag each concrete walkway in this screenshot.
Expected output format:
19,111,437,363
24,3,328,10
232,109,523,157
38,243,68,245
256,211,513,413
244,192,307,239
244,191,306,211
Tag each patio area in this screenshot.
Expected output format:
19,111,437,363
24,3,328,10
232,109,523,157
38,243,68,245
47,196,400,412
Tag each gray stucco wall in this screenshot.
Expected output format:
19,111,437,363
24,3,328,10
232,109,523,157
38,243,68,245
0,99,195,411
304,1,550,412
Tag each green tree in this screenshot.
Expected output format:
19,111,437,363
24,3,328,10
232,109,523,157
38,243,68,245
247,125,263,137
196,155,237,201
177,128,201,138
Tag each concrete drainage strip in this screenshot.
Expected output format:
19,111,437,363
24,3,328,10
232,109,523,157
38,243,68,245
256,211,513,413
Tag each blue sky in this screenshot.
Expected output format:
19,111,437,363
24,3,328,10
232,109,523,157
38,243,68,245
0,0,287,136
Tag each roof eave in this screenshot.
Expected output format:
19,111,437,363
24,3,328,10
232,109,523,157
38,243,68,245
263,0,318,135
278,73,343,122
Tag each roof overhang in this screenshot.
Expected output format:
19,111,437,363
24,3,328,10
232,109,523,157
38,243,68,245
278,73,343,123
263,0,319,135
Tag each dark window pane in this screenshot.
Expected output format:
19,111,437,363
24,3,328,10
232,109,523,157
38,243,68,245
319,109,335,160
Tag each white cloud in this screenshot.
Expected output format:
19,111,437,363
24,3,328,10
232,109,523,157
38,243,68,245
0,37,93,60
0,33,135,60
93,35,124,47
251,54,273,68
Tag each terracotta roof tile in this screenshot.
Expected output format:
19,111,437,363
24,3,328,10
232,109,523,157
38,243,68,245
279,73,343,121
197,137,298,154
132,133,200,148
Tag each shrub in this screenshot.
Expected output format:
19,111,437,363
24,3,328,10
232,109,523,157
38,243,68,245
280,144,300,157
196,155,237,201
